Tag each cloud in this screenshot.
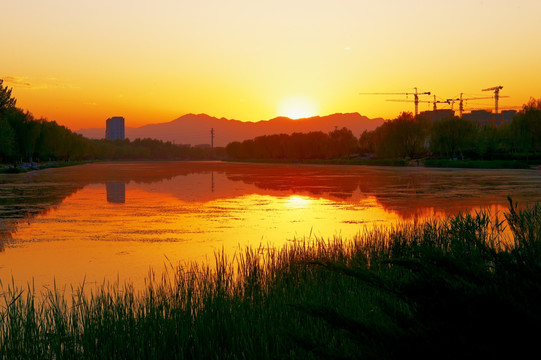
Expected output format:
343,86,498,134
1,75,77,90
2,75,32,88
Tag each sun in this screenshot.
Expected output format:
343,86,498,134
277,95,319,119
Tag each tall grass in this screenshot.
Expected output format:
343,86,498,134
1,199,540,359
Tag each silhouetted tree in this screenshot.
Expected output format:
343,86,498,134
226,130,354,160
0,117,16,161
2,108,40,162
510,97,541,153
329,127,358,158
0,79,16,113
307,131,331,158
359,130,377,155
375,112,427,158
474,124,506,159
430,116,477,159
226,141,244,159
0,79,18,161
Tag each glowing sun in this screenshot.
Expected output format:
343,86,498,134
277,95,319,119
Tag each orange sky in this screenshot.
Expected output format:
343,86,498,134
2,0,541,130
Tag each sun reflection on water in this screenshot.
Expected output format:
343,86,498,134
285,195,312,209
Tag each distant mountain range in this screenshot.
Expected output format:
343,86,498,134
76,113,385,147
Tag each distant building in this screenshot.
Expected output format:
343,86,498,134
463,110,492,126
463,110,517,126
105,116,125,140
418,109,455,122
501,110,517,124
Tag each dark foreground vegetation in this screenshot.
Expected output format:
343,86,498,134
1,198,540,359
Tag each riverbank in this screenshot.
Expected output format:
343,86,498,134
3,158,538,173
226,157,541,170
424,158,534,169
0,160,93,174
2,199,540,359
225,158,408,166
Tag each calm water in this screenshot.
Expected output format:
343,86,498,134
1,161,541,292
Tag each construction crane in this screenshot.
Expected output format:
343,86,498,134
387,95,450,112
447,93,494,118
447,91,509,118
482,86,503,114
359,87,430,117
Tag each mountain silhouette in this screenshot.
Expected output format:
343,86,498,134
76,113,385,147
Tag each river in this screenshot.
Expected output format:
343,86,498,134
1,161,540,292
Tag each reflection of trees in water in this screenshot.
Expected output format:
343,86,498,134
0,162,231,218
227,167,360,197
0,184,83,219
0,220,18,252
1,162,541,242
0,183,84,248
225,167,436,218
0,163,231,240
226,166,541,220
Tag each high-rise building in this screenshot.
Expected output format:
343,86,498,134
105,116,125,140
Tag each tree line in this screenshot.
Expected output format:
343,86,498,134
0,80,215,163
226,98,541,161
359,99,541,160
225,127,359,160
3,78,541,164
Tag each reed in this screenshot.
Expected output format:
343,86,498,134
1,200,540,359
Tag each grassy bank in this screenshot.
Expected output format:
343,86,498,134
1,199,540,359
228,157,539,169
424,159,532,169
0,160,92,174
227,158,407,166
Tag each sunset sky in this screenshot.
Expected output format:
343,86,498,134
2,0,541,130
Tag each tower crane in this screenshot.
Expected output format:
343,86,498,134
482,86,503,114
447,93,494,118
359,87,430,117
387,95,450,112
447,91,509,118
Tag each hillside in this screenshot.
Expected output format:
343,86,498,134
76,113,385,147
